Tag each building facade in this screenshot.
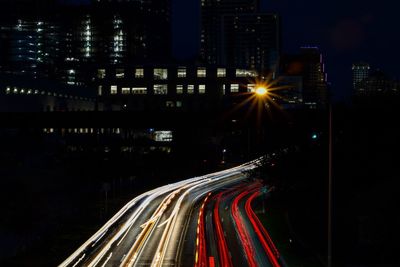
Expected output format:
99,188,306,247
221,13,280,74
352,62,370,93
200,0,279,74
281,47,329,109
0,0,172,85
356,70,399,97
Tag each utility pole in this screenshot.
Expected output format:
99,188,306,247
328,104,333,267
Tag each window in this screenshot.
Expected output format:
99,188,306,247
217,68,226,77
176,85,183,94
247,84,256,93
236,69,258,77
176,101,182,108
132,87,147,94
110,85,117,94
177,67,186,78
199,84,206,94
121,87,130,94
154,84,168,94
97,69,106,79
166,101,175,108
116,69,124,78
135,68,144,78
154,131,173,142
98,85,102,96
154,68,168,80
231,84,239,93
197,67,206,78
187,85,194,94
222,84,226,95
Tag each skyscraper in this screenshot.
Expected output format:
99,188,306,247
0,0,172,84
200,0,259,65
281,47,329,109
352,62,370,92
221,13,280,73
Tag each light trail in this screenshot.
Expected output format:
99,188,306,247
245,190,280,267
195,193,211,267
60,160,261,267
213,192,233,267
231,184,261,267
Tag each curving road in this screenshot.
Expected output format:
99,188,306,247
60,159,283,267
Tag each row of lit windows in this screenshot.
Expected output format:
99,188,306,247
43,128,121,135
98,68,258,79
109,84,256,95
4,86,93,101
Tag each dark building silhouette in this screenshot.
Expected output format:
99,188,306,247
281,47,329,109
356,70,399,97
200,0,279,73
222,13,280,74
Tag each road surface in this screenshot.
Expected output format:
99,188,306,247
60,159,283,267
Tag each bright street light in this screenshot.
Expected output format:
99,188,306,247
255,86,268,96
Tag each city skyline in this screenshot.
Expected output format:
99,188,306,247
3,0,399,102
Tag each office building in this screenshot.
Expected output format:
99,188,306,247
221,13,280,74
281,47,329,109
355,70,399,97
201,0,276,70
352,62,370,92
95,64,260,111
0,0,172,84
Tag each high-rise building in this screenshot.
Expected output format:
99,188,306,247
355,69,399,97
221,13,280,73
352,62,370,92
0,0,172,84
281,47,329,109
0,19,61,78
200,0,261,66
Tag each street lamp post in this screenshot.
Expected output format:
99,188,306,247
328,104,333,267
253,85,269,155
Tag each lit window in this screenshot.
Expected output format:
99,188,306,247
132,87,147,94
97,69,106,79
121,87,130,94
188,85,194,94
166,101,175,108
98,85,102,96
236,69,258,77
197,67,207,78
154,84,168,95
177,67,186,78
247,84,256,92
217,68,226,77
154,68,168,80
135,68,144,78
199,84,206,94
116,69,124,79
231,84,239,93
176,101,182,108
176,85,183,94
154,131,173,142
222,84,226,95
111,85,118,94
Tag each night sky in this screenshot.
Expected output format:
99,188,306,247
69,0,400,101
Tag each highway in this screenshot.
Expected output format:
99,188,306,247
60,159,283,267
